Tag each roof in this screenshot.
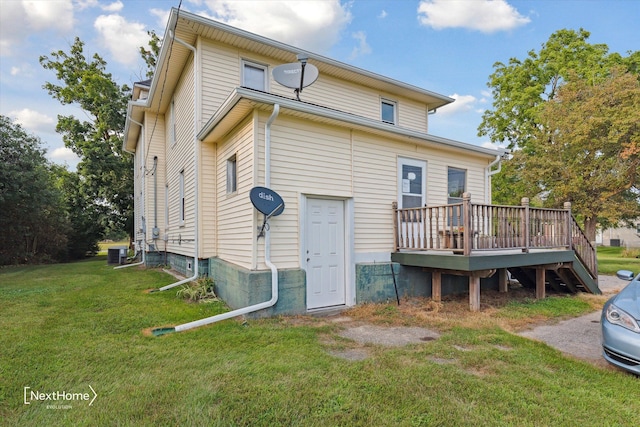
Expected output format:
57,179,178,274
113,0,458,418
124,8,495,157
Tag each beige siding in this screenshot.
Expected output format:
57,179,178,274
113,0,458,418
253,115,353,269
142,113,167,248
200,141,217,258
352,132,490,254
165,57,196,257
199,40,431,134
215,117,256,269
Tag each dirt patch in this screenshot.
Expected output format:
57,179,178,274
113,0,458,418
337,325,440,347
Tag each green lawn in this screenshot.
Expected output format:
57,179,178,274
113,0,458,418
597,246,640,275
1,257,639,426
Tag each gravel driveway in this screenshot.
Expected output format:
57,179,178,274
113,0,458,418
518,275,626,364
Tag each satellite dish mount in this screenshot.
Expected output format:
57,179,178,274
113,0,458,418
294,54,307,101
249,187,285,239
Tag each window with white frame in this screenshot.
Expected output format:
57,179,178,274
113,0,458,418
242,61,267,91
179,170,185,225
381,99,397,125
227,154,237,194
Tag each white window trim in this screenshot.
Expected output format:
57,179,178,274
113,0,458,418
397,157,426,209
381,98,397,125
241,60,269,92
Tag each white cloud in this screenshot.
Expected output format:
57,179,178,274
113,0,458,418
379,10,388,19
101,1,124,12
437,93,477,115
51,146,80,163
198,0,352,53
150,8,171,29
417,0,530,33
94,14,149,66
10,108,55,133
349,31,371,59
0,0,74,56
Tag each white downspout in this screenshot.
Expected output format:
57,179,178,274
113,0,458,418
155,32,199,291
116,117,146,269
485,155,502,204
152,104,281,335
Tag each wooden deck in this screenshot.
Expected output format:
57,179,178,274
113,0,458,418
392,194,599,310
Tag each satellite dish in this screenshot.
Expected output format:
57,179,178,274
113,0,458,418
250,186,285,217
273,62,319,89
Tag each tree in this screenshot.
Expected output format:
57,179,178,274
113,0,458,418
0,116,70,264
40,38,133,237
480,29,640,240
479,29,637,152
515,68,640,240
139,30,161,79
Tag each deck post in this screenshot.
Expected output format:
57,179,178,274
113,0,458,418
535,267,546,299
469,275,480,311
432,271,441,302
521,197,530,253
564,201,572,250
392,202,398,251
499,268,508,293
463,192,472,256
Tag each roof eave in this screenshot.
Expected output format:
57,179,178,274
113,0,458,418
199,87,504,158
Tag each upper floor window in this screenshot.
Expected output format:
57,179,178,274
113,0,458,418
242,61,267,91
381,99,397,125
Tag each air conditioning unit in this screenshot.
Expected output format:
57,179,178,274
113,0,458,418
107,246,128,265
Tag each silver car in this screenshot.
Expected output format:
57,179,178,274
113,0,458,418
601,270,640,375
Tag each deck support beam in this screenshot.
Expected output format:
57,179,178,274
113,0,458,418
499,268,508,293
469,275,480,311
536,267,546,299
431,271,441,302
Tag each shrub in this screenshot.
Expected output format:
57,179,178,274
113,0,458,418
176,277,217,302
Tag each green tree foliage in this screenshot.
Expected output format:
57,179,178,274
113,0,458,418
520,68,640,240
39,37,133,235
0,116,70,264
480,29,640,240
139,30,161,79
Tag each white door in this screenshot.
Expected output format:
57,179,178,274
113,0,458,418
398,158,427,247
306,198,345,309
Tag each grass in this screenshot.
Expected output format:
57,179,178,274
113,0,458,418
1,257,639,426
597,246,640,275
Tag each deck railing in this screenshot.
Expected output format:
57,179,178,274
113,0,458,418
393,193,597,278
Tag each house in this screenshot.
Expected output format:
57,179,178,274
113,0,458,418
598,221,640,248
124,9,597,319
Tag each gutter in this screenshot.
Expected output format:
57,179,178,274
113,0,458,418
485,155,502,204
152,104,281,335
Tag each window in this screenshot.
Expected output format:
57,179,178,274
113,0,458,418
398,158,426,209
169,99,176,146
447,167,466,204
381,99,396,125
448,167,466,226
227,154,237,194
179,170,185,225
242,61,267,91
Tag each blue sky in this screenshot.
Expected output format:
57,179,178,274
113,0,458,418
1,0,638,170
